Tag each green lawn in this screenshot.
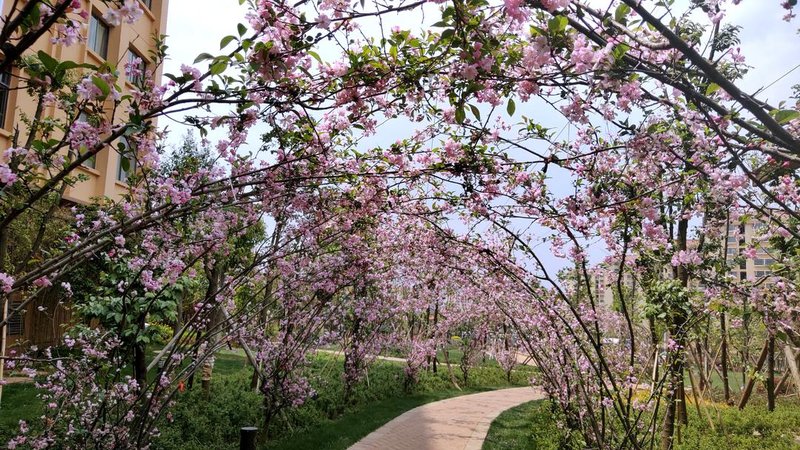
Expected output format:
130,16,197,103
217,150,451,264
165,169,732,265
483,396,800,450
0,347,535,449
264,387,496,450
0,383,40,444
482,400,564,450
155,354,534,450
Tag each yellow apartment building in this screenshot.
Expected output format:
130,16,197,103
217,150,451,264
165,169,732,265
725,219,776,281
0,0,169,204
1,0,169,349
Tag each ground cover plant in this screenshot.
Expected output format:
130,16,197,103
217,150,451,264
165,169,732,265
491,394,800,450
1,352,535,449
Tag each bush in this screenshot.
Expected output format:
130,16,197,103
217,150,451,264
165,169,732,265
155,372,262,450
147,322,174,346
153,353,536,449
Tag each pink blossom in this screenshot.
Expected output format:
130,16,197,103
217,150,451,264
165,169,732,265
0,272,14,293
33,277,52,288
671,250,702,267
0,163,18,185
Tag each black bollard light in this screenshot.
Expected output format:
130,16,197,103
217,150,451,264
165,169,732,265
240,426,258,450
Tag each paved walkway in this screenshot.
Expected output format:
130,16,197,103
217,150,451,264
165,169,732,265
315,348,407,363
349,386,544,450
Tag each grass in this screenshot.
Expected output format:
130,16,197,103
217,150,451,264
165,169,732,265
675,396,800,449
0,383,40,444
484,395,800,450
482,400,564,450
143,352,534,450
0,345,534,449
264,387,495,450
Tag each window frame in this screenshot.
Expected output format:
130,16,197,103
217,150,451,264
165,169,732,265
126,48,147,85
88,13,110,59
8,299,24,336
0,70,11,130
116,137,137,183
76,112,97,169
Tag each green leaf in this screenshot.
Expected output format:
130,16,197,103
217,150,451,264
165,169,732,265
772,109,800,124
614,4,631,23
91,76,110,97
57,61,95,72
210,58,229,75
307,50,322,63
237,23,247,37
548,15,568,34
194,53,214,64
220,35,237,49
611,43,630,61
705,83,721,96
506,98,516,117
469,104,481,121
37,51,58,72
455,106,466,124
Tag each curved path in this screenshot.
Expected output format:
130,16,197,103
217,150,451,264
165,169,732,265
349,386,544,450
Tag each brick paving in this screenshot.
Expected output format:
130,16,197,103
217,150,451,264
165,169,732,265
349,386,544,450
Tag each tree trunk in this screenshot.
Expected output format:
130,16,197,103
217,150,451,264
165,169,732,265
200,261,224,398
720,311,731,404
134,343,147,386
767,334,775,412
784,346,800,396
661,387,677,450
738,339,770,410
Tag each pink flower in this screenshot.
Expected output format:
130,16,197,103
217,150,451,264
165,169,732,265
33,277,52,288
462,64,478,80
0,272,15,293
0,164,17,185
541,0,569,12
316,14,331,30
671,250,702,267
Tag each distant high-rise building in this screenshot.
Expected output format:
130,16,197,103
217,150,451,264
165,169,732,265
724,219,776,282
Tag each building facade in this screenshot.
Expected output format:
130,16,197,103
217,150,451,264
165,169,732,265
1,0,169,348
725,219,776,281
0,0,168,204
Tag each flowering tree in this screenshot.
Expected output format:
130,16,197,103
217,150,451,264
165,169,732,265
1,0,799,449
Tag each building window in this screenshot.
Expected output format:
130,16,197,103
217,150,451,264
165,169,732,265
8,300,24,336
88,14,110,59
117,137,136,183
77,113,97,169
126,48,147,85
0,70,11,130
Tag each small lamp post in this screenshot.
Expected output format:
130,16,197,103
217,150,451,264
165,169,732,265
240,426,258,450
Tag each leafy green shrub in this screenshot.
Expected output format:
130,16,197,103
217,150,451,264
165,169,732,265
676,398,800,450
147,322,174,346
155,372,262,450
154,354,537,450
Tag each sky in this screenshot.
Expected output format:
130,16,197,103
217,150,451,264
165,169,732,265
160,0,799,275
